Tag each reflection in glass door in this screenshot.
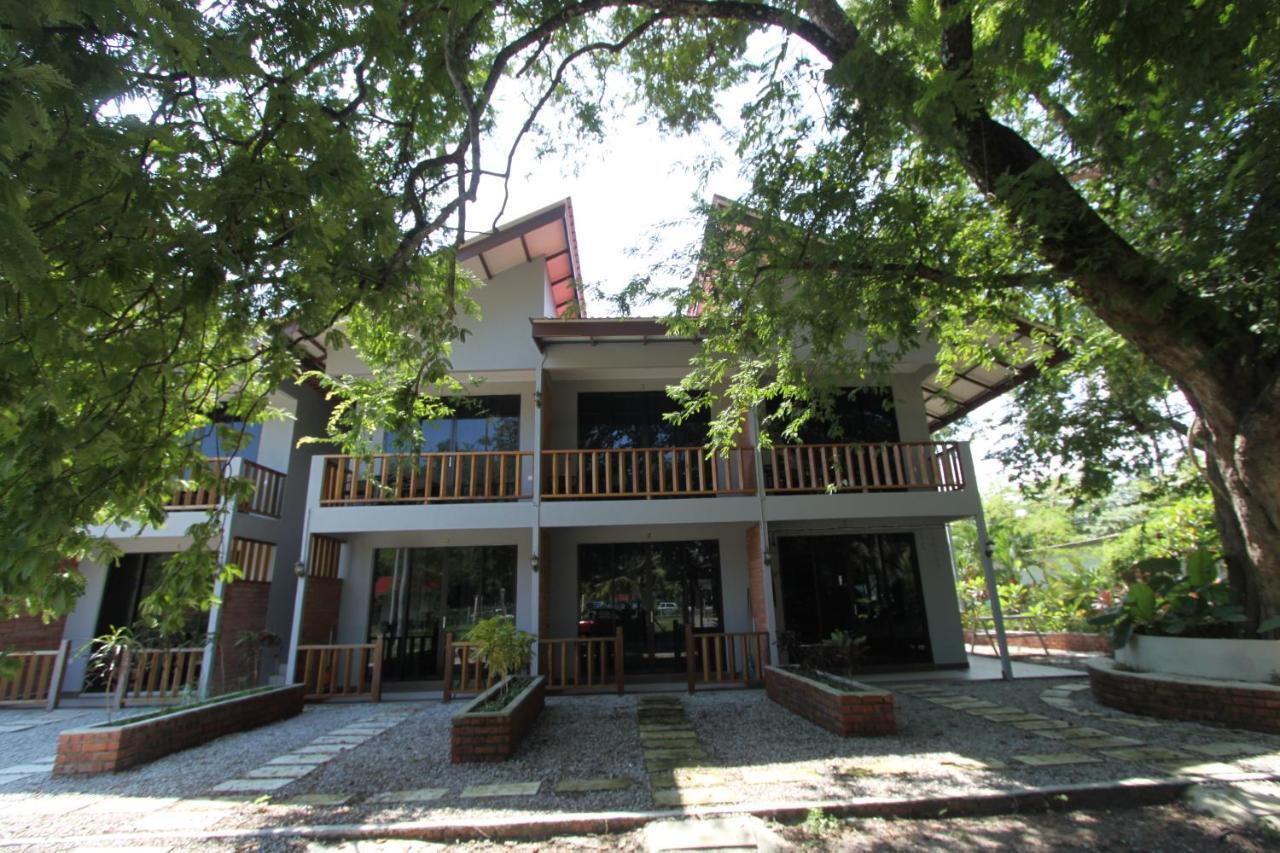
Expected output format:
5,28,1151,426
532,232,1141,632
577,541,722,673
368,546,516,681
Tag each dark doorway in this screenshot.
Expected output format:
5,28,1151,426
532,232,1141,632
368,545,517,681
778,533,931,665
577,391,710,448
577,540,722,673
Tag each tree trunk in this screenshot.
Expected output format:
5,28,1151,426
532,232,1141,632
1201,436,1260,628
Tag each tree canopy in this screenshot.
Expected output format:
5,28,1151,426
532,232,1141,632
3,1,1278,628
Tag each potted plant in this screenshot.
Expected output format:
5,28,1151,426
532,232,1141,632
450,616,546,762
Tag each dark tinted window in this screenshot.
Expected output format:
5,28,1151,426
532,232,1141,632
385,396,520,453
578,391,710,448
766,387,898,444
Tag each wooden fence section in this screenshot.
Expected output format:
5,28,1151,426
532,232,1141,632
166,458,227,510
113,647,204,707
538,629,624,694
542,447,754,499
240,460,286,517
685,628,771,693
308,534,343,579
319,452,532,506
441,635,489,702
296,639,383,702
229,537,276,583
0,641,70,710
763,441,966,494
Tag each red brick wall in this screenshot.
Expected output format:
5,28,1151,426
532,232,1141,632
964,630,1112,653
451,676,547,762
300,577,343,645
746,525,768,633
764,665,896,736
0,613,67,652
54,684,305,775
1089,660,1280,735
214,580,272,689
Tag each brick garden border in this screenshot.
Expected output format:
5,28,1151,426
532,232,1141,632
54,683,305,775
1088,657,1280,734
450,674,547,763
964,630,1111,654
763,665,895,736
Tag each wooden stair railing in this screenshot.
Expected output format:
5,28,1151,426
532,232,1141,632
296,639,383,702
538,629,624,694
684,627,771,693
0,641,70,710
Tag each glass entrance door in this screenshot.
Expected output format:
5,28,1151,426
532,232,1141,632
778,533,932,665
577,540,722,673
368,546,516,681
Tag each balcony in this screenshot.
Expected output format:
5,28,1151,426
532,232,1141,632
313,441,966,507
319,451,534,506
165,457,287,517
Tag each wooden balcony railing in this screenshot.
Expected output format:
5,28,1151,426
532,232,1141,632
685,627,771,693
240,460,286,517
166,458,226,510
296,639,383,701
542,447,754,499
320,452,532,506
539,630,624,694
763,441,965,494
0,641,70,710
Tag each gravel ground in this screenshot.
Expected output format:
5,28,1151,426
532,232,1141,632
2,673,1278,845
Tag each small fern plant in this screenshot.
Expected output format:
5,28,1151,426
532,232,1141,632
465,616,534,686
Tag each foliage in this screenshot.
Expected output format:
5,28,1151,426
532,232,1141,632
1087,549,1274,647
79,625,139,719
465,616,535,685
802,807,843,837
780,628,869,674
1098,488,1220,582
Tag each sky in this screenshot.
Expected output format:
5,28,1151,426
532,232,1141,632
462,63,1018,496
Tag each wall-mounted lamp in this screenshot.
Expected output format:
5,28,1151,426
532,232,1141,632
762,551,773,568
534,390,543,408
294,561,307,579
983,541,995,559
530,554,540,573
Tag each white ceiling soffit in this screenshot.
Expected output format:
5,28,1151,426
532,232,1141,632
457,199,583,317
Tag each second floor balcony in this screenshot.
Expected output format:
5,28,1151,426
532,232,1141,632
165,457,287,518
313,440,967,507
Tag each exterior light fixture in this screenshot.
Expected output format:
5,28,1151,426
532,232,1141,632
530,554,540,573
294,561,307,578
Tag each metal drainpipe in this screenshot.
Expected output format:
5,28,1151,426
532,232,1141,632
529,350,547,674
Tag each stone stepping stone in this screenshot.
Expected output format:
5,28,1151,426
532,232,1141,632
1013,719,1071,731
652,786,738,807
460,782,540,798
554,777,632,793
267,753,333,766
276,793,351,807
294,744,354,754
245,765,314,779
742,766,821,783
312,735,369,745
890,685,944,694
938,756,1007,771
1188,742,1272,758
1012,752,1102,767
1153,760,1272,782
212,777,293,793
642,731,699,742
134,810,227,832
650,769,730,789
367,788,448,803
1054,683,1091,693
1034,726,1111,741
1,763,53,775
643,815,783,852
1101,746,1191,762
0,725,34,734
1063,735,1144,750
0,774,30,786
978,712,1045,723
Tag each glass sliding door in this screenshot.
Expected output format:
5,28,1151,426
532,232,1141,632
577,540,722,673
369,545,517,681
778,532,932,665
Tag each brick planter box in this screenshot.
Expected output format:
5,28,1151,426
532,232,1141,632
54,684,305,775
965,630,1111,654
764,665,895,736
451,675,546,763
1088,658,1280,735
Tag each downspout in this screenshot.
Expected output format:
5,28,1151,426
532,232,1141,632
529,349,547,674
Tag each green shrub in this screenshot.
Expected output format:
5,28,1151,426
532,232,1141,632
465,616,535,685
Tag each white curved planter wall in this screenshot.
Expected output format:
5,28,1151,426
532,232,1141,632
1116,635,1280,684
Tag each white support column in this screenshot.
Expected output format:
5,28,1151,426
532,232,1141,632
199,458,242,699
749,406,779,649
958,443,1013,680
528,356,546,674
284,506,314,684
